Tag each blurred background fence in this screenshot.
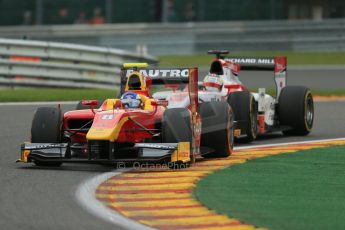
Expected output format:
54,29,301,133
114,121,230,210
1,19,344,55
0,0,344,89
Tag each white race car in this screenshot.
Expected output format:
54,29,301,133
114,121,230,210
154,50,314,143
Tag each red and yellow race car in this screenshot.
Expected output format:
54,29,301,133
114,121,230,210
18,63,234,168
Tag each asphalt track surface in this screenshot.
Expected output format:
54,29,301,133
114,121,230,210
1,83,345,229
1,101,344,230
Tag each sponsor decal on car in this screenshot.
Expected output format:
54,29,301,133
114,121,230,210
178,151,190,159
225,58,274,65
24,143,67,150
126,69,190,78
136,143,177,150
101,114,114,120
226,58,275,65
234,129,241,137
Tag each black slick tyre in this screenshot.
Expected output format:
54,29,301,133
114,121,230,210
278,86,314,135
162,108,192,143
31,107,63,167
162,108,192,168
227,91,257,143
199,101,234,158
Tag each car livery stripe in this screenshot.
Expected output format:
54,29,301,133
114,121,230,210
86,116,128,141
95,139,345,230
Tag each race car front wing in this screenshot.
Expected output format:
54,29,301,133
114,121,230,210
17,142,192,165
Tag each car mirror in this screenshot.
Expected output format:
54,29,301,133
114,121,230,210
81,100,99,107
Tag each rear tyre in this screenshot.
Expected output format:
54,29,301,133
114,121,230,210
75,99,104,110
278,86,314,135
162,108,192,168
31,107,63,167
227,91,257,143
200,102,234,158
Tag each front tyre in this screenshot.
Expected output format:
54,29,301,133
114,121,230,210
162,108,192,143
278,86,314,135
162,108,192,168
31,107,63,167
75,99,104,110
199,102,234,158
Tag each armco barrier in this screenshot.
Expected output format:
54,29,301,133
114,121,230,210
0,38,158,89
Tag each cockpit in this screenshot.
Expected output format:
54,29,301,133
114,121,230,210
209,61,224,75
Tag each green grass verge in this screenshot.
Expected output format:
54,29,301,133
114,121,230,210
311,89,345,97
194,145,345,230
159,51,345,67
0,88,344,102
0,88,117,102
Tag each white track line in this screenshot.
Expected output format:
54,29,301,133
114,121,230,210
75,169,153,230
235,137,345,150
75,137,345,230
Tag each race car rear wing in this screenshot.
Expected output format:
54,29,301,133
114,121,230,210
120,64,198,111
120,67,191,91
225,56,287,99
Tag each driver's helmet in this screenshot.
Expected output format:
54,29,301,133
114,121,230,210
120,92,142,109
203,74,223,92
